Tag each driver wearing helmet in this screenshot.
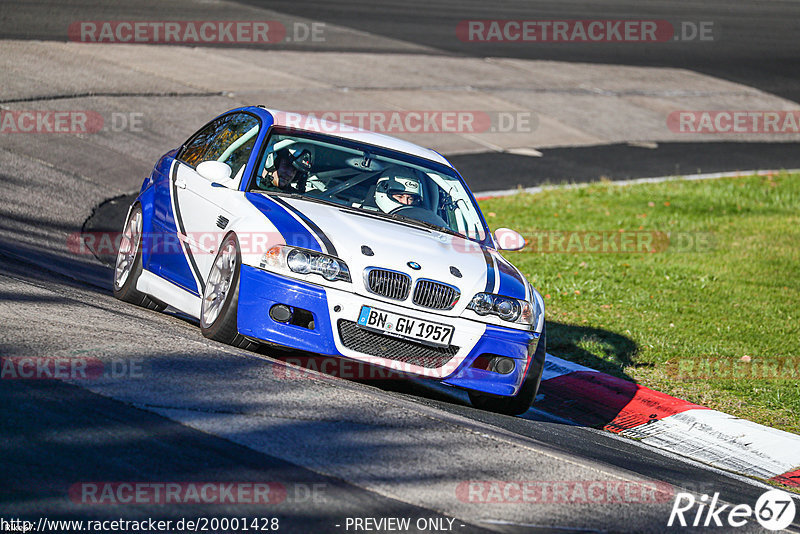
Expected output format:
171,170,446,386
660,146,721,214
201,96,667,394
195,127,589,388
258,143,314,193
375,169,423,213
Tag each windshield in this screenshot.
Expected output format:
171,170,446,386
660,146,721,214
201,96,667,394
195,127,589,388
248,130,488,242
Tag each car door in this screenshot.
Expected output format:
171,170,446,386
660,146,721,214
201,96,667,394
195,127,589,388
156,112,260,294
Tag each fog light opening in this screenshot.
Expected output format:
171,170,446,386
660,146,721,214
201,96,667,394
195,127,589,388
470,354,516,375
489,356,515,375
291,308,315,330
269,304,293,323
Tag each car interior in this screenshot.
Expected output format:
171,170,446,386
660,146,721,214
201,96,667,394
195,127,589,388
247,132,487,241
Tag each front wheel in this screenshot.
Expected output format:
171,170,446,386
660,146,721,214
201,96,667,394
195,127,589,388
200,234,258,350
469,326,546,416
112,204,166,311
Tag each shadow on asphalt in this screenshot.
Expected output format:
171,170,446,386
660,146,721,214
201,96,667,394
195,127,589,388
0,379,491,532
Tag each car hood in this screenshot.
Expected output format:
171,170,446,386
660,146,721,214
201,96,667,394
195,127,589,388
246,193,529,308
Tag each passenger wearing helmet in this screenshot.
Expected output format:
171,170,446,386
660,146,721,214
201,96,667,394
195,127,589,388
258,143,314,192
375,169,423,214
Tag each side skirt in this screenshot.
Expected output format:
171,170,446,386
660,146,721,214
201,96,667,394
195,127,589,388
136,269,201,318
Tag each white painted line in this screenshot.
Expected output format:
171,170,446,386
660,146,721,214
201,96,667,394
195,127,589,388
539,354,800,487
621,409,800,480
474,168,800,199
505,147,544,157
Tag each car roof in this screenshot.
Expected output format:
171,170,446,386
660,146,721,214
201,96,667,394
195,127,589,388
255,107,453,168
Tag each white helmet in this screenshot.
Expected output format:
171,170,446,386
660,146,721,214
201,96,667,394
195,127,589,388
375,169,423,213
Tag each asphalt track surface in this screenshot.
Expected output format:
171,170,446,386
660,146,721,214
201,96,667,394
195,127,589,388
2,1,800,533
2,255,796,533
3,0,800,183
241,0,800,183
238,0,800,103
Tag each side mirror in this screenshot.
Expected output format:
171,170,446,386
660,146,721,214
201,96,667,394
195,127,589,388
494,228,526,251
196,161,232,183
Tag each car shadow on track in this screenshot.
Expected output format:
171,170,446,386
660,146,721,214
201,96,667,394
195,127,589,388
548,321,641,378
264,320,643,431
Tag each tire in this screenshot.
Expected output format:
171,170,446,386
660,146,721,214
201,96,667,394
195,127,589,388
200,233,258,350
112,204,167,312
469,326,546,416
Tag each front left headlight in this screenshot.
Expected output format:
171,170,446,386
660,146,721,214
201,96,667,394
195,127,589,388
260,245,351,283
467,292,534,327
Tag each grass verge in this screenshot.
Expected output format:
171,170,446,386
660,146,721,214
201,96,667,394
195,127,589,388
479,172,800,435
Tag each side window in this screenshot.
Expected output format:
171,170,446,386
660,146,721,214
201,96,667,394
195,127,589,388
178,113,260,178
179,117,227,167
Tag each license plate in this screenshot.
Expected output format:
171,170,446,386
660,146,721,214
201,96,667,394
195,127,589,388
357,306,454,347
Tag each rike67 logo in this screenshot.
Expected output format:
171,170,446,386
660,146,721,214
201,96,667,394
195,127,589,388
668,489,797,530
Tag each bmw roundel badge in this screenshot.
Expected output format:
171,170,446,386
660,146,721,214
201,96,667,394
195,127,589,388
407,261,421,270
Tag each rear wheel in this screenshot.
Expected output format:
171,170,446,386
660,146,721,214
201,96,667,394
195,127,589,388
112,204,166,311
469,326,546,416
200,234,258,350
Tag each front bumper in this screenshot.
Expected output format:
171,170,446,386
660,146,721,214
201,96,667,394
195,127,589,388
237,265,541,396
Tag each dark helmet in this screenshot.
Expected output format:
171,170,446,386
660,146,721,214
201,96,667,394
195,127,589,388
282,143,314,173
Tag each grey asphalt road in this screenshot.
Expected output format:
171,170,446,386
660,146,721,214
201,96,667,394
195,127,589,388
1,98,798,534
3,0,800,184
0,238,793,534
233,0,800,104
1,378,490,534
2,1,800,533
237,0,800,183
4,0,799,102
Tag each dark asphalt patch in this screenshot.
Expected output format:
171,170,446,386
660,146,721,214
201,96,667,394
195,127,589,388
450,141,800,192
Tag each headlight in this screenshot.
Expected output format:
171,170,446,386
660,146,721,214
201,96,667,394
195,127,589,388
261,245,351,283
467,292,533,326
287,249,312,274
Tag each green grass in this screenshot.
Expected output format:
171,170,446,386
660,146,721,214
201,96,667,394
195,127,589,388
479,172,800,435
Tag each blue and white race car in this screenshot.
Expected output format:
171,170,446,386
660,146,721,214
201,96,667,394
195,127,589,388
113,106,545,414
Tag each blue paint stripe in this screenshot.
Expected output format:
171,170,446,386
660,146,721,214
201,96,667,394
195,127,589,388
172,163,204,293
245,193,322,252
269,196,338,256
482,248,495,293
495,254,527,300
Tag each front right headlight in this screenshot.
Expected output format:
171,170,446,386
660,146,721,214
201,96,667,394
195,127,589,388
467,292,534,326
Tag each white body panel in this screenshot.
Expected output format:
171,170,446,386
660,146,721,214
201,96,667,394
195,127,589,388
137,269,201,317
